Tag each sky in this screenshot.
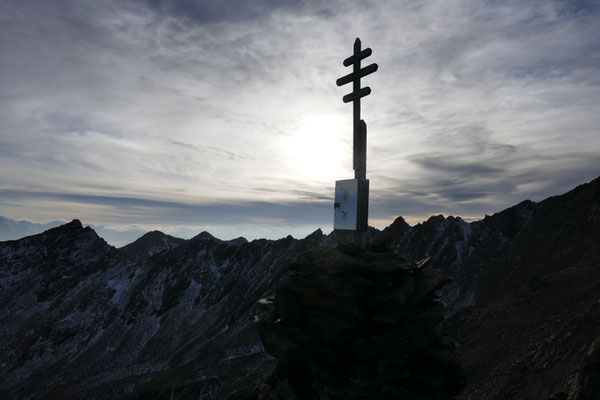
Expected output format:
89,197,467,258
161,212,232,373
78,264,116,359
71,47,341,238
1,0,599,243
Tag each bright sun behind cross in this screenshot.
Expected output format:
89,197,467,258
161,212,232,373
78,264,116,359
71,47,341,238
285,114,351,183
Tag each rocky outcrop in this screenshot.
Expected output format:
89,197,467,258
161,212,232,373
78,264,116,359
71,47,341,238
254,247,465,399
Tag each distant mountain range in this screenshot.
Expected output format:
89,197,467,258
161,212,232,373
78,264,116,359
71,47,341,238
0,216,148,247
0,216,65,241
0,176,598,399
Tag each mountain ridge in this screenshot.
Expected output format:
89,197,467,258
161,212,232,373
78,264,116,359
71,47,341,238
0,176,598,399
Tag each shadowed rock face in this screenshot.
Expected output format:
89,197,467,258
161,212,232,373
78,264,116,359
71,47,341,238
367,177,600,322
371,178,600,400
252,247,465,400
0,221,325,400
0,177,599,399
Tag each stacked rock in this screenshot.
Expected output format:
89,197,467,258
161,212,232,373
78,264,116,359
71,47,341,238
255,246,465,399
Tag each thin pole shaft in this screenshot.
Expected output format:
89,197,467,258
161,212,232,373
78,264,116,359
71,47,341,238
352,39,367,246
353,38,361,179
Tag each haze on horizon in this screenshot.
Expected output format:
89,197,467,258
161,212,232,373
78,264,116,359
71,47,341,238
1,0,599,242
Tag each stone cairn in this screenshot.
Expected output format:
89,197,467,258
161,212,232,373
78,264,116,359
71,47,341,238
253,246,465,399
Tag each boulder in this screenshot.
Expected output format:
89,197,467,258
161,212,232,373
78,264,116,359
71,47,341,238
253,246,465,399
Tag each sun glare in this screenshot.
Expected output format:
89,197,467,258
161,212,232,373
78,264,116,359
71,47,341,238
285,114,351,183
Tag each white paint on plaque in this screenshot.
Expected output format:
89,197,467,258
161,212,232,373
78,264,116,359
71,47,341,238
334,179,358,230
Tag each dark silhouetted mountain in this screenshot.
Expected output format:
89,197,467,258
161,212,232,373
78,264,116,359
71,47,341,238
188,231,249,247
371,177,600,400
191,230,219,241
0,220,324,399
373,177,600,316
0,176,599,399
0,216,148,247
119,230,185,263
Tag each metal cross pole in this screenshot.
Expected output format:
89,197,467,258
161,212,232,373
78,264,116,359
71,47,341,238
335,38,378,248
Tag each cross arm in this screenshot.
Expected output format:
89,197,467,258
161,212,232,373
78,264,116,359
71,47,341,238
336,63,378,87
343,48,372,67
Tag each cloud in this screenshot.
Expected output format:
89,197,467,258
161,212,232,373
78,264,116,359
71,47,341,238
140,0,305,24
0,0,599,234
0,189,330,227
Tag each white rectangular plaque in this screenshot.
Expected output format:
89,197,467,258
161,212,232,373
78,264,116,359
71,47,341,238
334,179,358,230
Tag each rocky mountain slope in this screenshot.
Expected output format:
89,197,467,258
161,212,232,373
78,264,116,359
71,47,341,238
378,177,600,399
377,177,600,317
0,176,598,399
0,222,323,399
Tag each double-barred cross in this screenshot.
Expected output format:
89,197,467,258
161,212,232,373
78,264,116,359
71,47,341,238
336,38,378,180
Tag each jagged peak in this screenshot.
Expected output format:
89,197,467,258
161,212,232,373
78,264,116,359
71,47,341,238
66,219,83,228
0,218,88,243
374,217,410,246
407,215,446,230
391,216,409,225
425,214,446,223
191,231,219,241
22,219,110,250
384,216,410,231
43,219,86,236
303,228,324,240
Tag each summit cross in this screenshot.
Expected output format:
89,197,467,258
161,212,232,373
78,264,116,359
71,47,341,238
333,38,378,248
336,38,378,180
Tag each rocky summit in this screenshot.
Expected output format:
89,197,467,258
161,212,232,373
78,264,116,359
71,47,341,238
251,247,465,399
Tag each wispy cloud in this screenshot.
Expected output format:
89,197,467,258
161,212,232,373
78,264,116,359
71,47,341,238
0,188,330,229
0,0,598,236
